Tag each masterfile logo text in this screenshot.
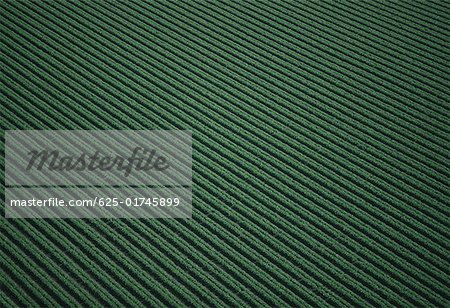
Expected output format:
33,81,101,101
26,147,170,177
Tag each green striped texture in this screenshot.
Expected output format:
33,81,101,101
1,0,449,306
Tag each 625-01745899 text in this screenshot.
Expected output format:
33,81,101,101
9,197,181,207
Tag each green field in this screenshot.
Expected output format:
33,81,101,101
1,0,449,306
